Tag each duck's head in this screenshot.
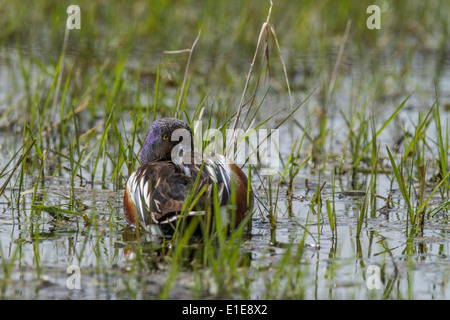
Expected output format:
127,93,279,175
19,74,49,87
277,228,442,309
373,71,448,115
139,118,194,165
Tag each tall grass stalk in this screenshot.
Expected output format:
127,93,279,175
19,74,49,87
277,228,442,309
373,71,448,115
326,169,337,240
166,31,201,118
433,94,450,196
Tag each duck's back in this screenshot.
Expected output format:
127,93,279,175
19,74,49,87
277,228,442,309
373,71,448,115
123,153,250,230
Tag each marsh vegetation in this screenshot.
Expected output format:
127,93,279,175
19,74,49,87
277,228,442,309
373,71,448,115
0,0,450,299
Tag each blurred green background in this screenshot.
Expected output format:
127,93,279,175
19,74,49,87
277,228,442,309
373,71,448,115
2,0,448,87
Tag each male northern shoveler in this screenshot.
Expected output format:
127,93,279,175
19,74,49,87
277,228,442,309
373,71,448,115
123,118,251,233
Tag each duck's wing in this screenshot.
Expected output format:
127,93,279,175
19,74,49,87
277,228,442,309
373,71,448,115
126,162,188,226
125,161,213,227
183,152,251,224
124,153,250,230
184,152,232,206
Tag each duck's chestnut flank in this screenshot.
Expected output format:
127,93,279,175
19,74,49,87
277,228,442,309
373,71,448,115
123,118,251,232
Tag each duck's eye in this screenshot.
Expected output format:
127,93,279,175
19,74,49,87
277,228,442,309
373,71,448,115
162,135,169,141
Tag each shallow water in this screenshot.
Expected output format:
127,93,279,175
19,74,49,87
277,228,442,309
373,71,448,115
1,172,450,299
1,42,450,299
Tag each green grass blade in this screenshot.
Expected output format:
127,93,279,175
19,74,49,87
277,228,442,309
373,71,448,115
354,94,411,168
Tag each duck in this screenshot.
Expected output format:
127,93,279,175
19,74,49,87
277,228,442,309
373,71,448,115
123,117,251,233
